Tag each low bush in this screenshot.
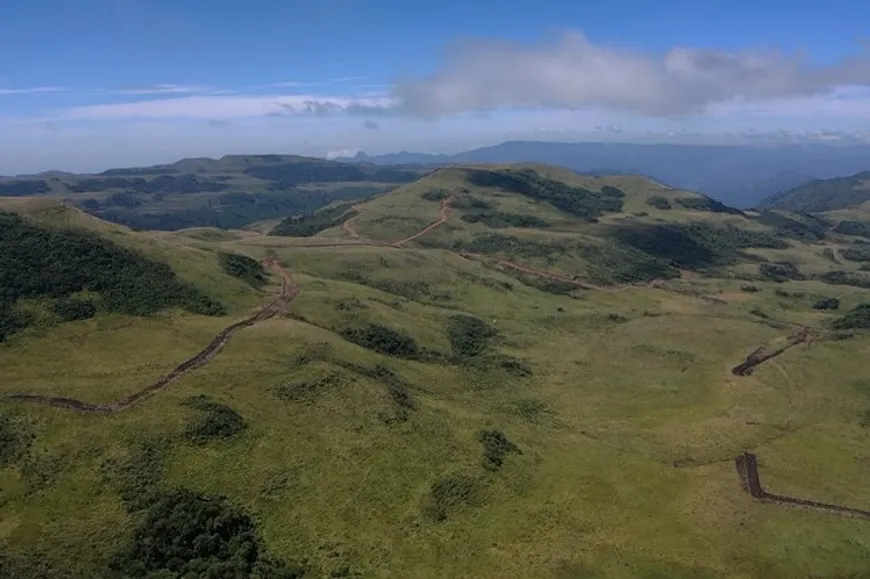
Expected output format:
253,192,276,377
478,429,522,471
51,296,97,321
841,245,870,262
0,412,32,468
446,314,498,357
646,196,672,210
421,189,449,202
759,262,804,282
740,285,760,293
831,304,870,330
340,323,419,358
218,252,268,287
460,211,550,229
812,297,840,310
817,270,870,289
182,396,248,444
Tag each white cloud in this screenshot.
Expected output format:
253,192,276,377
0,86,67,95
104,84,209,95
56,94,396,121
392,30,870,116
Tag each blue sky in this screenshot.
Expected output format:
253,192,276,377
2,0,869,173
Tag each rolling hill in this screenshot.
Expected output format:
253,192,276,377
354,140,870,208
2,164,870,578
757,170,870,213
0,155,426,232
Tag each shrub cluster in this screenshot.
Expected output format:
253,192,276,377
182,396,249,444
340,323,420,358
218,252,268,287
446,314,498,357
477,429,522,471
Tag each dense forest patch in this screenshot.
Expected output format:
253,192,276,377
613,222,787,269
465,168,624,219
108,488,304,578
0,211,224,341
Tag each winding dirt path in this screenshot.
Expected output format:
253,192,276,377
731,326,813,377
390,194,454,247
1,257,299,414
736,452,870,520
341,205,363,239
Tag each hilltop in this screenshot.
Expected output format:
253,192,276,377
757,170,870,213
2,165,870,578
0,154,426,231
354,140,870,207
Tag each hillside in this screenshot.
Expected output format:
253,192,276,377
3,166,870,579
0,155,426,232
757,171,870,213
356,140,870,207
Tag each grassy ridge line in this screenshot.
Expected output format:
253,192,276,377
0,257,298,413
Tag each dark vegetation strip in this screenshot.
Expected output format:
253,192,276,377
730,327,813,376
269,201,359,237
1,257,298,413
736,452,870,520
0,211,225,341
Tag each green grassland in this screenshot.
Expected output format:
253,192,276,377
2,164,870,578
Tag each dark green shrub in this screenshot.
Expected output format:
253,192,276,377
674,196,744,215
740,285,760,293
831,304,870,330
108,488,304,578
51,296,97,321
273,373,344,403
646,196,672,210
218,252,268,287
446,314,498,357
759,262,803,282
817,270,870,289
812,297,840,310
0,413,32,469
101,438,169,510
465,168,623,219
460,211,551,229
340,323,419,357
478,429,522,471
841,245,870,262
421,189,449,202
182,396,248,444
269,202,357,237
833,220,870,238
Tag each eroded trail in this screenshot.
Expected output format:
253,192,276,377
390,194,454,246
736,453,870,520
731,326,813,377
1,257,299,414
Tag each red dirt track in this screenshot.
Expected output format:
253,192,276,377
736,452,870,520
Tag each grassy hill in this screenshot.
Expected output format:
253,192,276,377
757,170,870,213
2,166,870,578
0,155,426,232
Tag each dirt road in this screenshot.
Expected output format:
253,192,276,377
731,326,812,376
1,257,299,414
736,452,870,520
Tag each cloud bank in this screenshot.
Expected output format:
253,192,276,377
392,31,870,116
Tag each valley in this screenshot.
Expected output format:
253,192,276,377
1,162,870,578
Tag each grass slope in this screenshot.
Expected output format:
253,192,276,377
2,167,870,578
757,170,870,212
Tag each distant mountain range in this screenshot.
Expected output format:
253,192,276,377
349,141,870,208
